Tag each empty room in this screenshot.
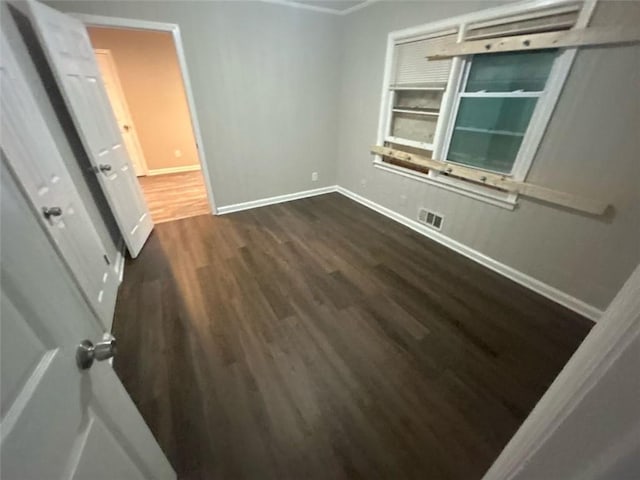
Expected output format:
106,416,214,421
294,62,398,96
1,0,639,479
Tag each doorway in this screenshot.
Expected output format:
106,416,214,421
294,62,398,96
87,25,213,223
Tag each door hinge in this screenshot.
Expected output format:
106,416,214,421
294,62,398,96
103,254,111,266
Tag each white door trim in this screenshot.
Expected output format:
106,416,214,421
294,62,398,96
73,13,218,214
483,262,640,479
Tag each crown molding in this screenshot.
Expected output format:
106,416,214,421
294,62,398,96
258,0,380,16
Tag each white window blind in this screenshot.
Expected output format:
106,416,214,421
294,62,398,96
391,31,457,89
464,4,581,40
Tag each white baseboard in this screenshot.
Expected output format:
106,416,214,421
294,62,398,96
217,185,338,215
335,186,602,322
146,164,201,176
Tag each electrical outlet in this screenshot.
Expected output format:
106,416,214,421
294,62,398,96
174,149,182,158
400,194,408,206
361,179,367,187
312,172,318,182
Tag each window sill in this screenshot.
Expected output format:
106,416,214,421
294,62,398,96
373,158,518,210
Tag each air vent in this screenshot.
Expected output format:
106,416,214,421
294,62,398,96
418,208,444,230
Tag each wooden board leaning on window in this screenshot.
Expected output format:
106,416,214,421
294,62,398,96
425,26,640,59
371,145,609,215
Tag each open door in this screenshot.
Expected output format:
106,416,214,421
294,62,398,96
1,31,119,330
1,159,175,479
23,0,153,258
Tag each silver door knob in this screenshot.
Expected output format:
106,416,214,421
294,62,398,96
99,164,112,172
76,335,117,370
42,206,63,219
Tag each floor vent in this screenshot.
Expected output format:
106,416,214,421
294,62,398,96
418,208,444,230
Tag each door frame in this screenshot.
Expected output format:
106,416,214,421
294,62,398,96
94,47,149,177
73,13,218,214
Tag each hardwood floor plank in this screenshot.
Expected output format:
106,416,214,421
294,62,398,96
113,193,592,479
138,170,209,224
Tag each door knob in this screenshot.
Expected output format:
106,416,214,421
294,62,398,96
123,125,130,131
76,335,117,370
99,164,112,173
42,206,63,219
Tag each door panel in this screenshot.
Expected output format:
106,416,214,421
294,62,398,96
0,159,175,479
25,0,153,258
71,417,147,480
94,50,148,177
0,291,47,417
0,31,118,330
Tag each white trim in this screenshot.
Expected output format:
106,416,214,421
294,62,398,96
146,164,201,176
73,13,219,214
340,0,382,16
483,262,640,479
258,0,381,16
114,243,126,285
385,136,434,152
217,186,338,215
458,91,543,98
335,186,602,321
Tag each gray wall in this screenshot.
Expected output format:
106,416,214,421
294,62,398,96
48,0,342,207
2,2,121,264
336,0,640,311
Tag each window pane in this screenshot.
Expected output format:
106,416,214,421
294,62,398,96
391,112,438,145
448,97,538,173
465,50,557,92
394,90,443,111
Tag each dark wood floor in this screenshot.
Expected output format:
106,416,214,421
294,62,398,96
113,193,592,480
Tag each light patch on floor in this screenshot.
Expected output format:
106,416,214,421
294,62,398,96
138,170,209,223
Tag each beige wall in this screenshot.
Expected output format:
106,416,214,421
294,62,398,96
88,27,199,173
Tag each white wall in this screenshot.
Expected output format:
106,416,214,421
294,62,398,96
335,0,640,311
48,0,342,207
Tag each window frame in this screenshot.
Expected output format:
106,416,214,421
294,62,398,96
374,0,596,209
440,51,557,177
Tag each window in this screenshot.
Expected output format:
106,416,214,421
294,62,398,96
444,50,557,174
386,31,456,151
375,1,586,207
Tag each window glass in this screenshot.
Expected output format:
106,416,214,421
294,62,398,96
448,97,538,173
391,112,438,144
465,50,557,92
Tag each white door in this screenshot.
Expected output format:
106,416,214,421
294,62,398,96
0,33,119,331
0,162,175,478
94,49,148,177
24,0,153,258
